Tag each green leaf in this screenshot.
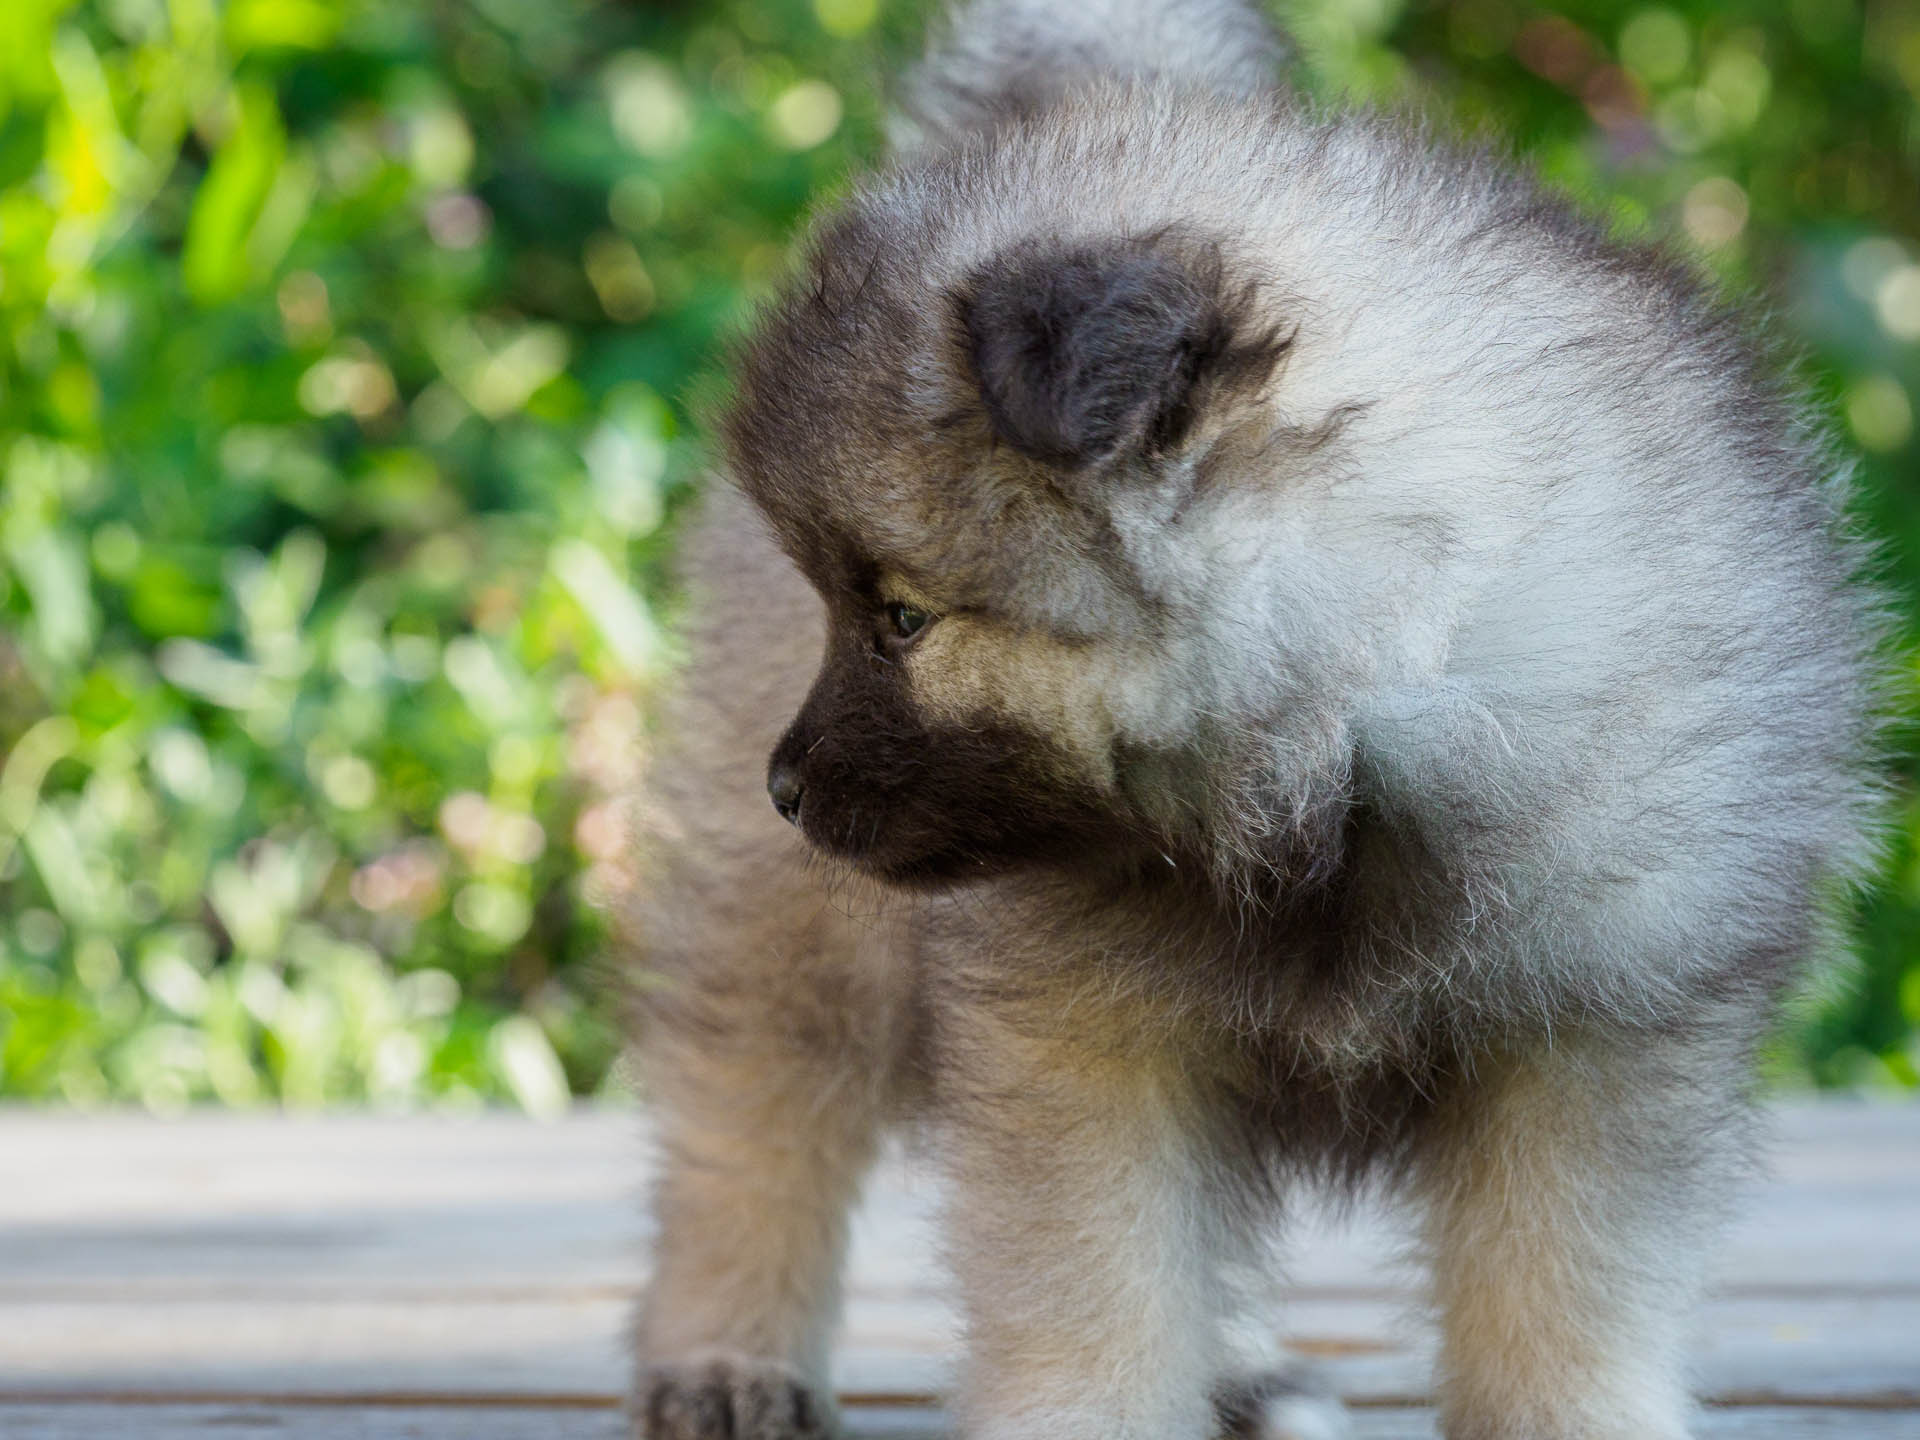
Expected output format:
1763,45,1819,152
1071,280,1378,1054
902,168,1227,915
224,0,345,54
181,83,288,305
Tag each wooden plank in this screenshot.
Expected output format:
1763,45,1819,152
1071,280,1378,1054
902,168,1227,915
0,1404,1916,1440
1,1103,1916,1410
0,1402,644,1440
2,1105,1914,1298
0,1295,951,1398
0,1111,652,1293
4,1292,1915,1406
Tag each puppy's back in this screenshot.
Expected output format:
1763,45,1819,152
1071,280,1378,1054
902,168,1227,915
894,0,1284,152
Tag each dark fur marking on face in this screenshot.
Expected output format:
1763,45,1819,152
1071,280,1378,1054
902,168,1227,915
958,232,1290,469
766,621,1115,886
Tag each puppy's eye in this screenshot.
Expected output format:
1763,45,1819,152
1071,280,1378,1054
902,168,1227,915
884,601,932,640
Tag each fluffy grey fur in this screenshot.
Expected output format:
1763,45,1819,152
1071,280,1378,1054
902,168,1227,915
891,0,1286,152
624,3,1885,1439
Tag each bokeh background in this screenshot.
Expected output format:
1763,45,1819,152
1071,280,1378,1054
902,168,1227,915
1,0,1917,1112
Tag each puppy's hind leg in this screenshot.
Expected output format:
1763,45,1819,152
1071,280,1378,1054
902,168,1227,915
935,997,1242,1440
1214,1363,1353,1440
1211,1206,1355,1440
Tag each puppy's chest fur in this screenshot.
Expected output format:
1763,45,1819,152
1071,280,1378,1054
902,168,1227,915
912,812,1474,1090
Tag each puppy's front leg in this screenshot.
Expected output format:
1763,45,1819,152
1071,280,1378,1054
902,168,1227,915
940,1006,1230,1440
1412,1027,1755,1440
631,913,912,1440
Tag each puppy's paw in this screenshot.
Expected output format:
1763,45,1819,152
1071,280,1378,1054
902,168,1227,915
635,1354,838,1440
1216,1370,1355,1440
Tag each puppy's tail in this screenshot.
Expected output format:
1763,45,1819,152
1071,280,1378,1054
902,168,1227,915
892,0,1289,154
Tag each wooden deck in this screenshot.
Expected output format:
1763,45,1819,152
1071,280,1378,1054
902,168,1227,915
0,1101,1915,1437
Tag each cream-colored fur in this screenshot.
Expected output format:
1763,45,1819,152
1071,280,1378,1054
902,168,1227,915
1412,1031,1752,1440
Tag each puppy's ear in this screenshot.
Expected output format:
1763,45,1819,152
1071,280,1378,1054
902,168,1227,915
961,234,1285,470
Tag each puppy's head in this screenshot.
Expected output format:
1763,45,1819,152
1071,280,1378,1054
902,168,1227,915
724,197,1291,887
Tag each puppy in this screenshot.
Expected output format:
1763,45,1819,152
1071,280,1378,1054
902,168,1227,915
624,2,1885,1438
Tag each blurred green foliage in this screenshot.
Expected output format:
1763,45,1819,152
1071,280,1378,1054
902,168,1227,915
0,0,1917,1110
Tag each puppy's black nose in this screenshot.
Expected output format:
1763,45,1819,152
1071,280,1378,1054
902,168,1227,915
767,760,805,826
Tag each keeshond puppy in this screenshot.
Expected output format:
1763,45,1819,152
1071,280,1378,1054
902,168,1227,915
625,1,1885,1438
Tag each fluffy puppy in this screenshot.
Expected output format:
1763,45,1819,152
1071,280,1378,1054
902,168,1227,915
624,3,1885,1439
